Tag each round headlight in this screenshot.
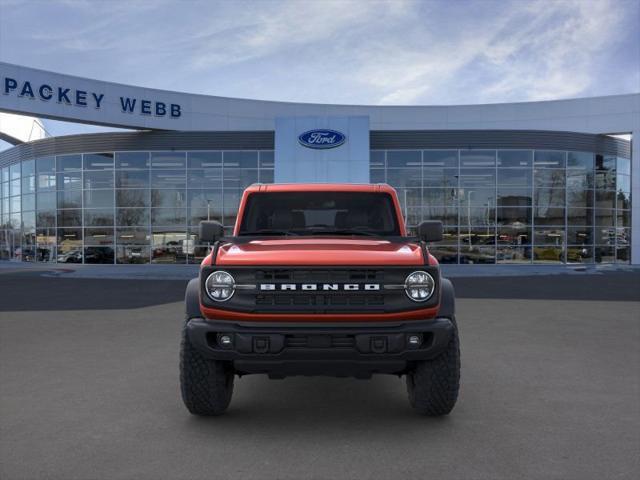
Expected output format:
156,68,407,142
205,271,235,302
404,271,435,302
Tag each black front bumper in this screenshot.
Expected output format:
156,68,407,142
186,317,454,378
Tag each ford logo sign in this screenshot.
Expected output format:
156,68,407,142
298,129,346,149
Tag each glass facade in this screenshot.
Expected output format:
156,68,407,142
1,151,274,264
0,148,631,265
371,149,631,264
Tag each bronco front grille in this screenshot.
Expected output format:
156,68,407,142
200,266,440,314
256,293,385,308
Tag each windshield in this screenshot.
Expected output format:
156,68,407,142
238,192,401,237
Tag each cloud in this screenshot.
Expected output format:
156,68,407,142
0,0,637,106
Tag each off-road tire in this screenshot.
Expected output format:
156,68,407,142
406,317,460,416
180,319,234,416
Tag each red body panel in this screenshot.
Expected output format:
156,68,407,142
216,238,424,266
200,183,438,322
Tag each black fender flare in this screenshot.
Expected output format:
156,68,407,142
185,278,201,319
438,277,455,319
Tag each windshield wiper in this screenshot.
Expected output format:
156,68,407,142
239,229,298,236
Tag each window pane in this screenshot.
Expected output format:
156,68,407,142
259,169,274,183
497,246,532,263
57,209,82,227
187,168,222,188
116,227,150,245
151,229,188,263
85,227,114,245
116,189,150,208
534,151,565,168
36,157,55,174
534,169,565,187
58,190,82,209
10,179,21,196
616,174,630,194
421,206,458,226
36,210,55,228
423,168,457,188
595,246,615,263
37,173,56,191
386,151,421,168
84,208,114,226
84,170,114,189
567,151,594,169
151,189,186,208
84,190,114,209
566,189,593,209
187,151,222,169
497,169,531,186
57,154,82,171
497,207,531,225
533,247,563,263
616,157,630,176
223,151,258,168
37,192,56,211
498,150,532,168
21,193,35,211
566,246,593,264
498,224,532,244
117,208,149,226
221,168,258,188
370,151,385,168
497,188,531,207
534,227,564,245
22,159,35,176
83,153,114,170
430,246,458,264
568,208,592,225
566,169,593,189
21,176,36,194
422,188,457,206
458,188,495,207
117,245,150,264
115,152,149,169
151,170,185,189
458,169,495,188
534,206,564,225
595,209,615,226
151,208,186,226
567,227,593,244
594,190,616,209
596,155,616,172
150,152,186,169
57,171,82,190
460,150,495,167
84,246,114,264
534,187,565,208
116,170,149,188
423,150,457,168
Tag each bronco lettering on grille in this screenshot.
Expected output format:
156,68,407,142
260,284,381,291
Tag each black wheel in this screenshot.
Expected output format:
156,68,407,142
180,319,234,416
406,317,460,416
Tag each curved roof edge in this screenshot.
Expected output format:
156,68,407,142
0,129,630,167
1,63,638,134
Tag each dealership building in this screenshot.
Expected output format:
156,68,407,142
0,62,638,265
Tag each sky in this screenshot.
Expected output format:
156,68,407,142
0,0,638,142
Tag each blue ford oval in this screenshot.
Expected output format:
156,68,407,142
298,129,346,149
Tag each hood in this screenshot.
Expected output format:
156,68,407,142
215,238,424,266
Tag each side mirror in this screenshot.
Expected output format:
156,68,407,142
417,220,443,243
199,220,224,243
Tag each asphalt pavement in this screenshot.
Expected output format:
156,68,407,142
0,271,639,480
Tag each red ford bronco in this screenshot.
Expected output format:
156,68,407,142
180,184,460,416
